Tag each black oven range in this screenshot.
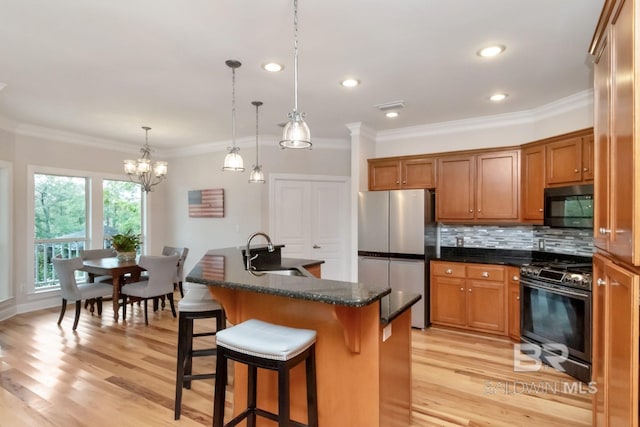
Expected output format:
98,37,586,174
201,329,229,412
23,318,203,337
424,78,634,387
519,260,592,384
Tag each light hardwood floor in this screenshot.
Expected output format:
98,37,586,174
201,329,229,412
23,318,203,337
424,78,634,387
0,294,591,426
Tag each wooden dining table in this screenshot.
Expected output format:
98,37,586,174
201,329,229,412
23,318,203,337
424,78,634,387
80,257,145,321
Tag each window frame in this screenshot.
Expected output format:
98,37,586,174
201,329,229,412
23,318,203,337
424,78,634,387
27,165,146,294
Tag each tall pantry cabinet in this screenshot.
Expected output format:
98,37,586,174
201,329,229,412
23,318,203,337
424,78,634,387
590,0,640,425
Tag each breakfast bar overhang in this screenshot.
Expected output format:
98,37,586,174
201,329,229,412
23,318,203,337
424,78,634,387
187,248,420,427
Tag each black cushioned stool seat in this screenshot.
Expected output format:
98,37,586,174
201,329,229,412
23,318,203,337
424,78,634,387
213,318,318,427
174,285,225,420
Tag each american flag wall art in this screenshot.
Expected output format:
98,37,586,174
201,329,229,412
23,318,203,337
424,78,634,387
188,188,224,218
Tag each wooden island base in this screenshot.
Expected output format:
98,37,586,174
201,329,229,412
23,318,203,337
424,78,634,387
209,287,412,427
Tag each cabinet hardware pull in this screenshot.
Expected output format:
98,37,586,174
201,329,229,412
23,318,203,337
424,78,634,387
460,287,464,291
538,208,543,212
481,272,489,277
403,181,406,184
468,288,472,292
312,244,321,249
396,181,400,184
574,168,579,173
599,227,611,235
512,276,519,281
583,167,588,172
597,278,606,287
469,210,473,213
611,280,620,286
445,269,453,274
516,296,520,300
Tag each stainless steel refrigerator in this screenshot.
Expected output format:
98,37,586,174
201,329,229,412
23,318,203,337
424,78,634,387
357,189,438,329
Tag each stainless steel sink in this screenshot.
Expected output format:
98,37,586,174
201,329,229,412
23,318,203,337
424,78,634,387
259,268,305,277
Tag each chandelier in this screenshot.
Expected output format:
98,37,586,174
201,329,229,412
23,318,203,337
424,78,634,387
249,101,265,183
280,0,311,149
222,59,245,171
123,126,167,192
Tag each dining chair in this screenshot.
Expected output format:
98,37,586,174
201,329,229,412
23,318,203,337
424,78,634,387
53,257,113,331
162,246,189,298
79,248,117,284
120,254,180,325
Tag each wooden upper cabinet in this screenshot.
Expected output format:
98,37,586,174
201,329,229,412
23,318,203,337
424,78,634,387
402,157,435,189
368,156,435,191
476,150,519,220
521,145,545,221
437,150,519,222
437,155,475,220
545,131,594,186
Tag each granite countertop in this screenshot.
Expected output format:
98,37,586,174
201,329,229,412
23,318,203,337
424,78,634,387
380,291,422,326
435,247,593,266
186,247,391,308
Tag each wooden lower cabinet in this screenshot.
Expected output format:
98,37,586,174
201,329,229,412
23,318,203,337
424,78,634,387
507,266,520,341
592,253,639,427
431,261,507,336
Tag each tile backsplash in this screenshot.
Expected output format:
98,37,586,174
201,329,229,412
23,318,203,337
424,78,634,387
440,224,594,257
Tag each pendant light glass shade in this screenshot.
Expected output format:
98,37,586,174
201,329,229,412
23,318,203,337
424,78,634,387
280,0,311,149
249,101,265,183
222,60,245,171
123,126,168,192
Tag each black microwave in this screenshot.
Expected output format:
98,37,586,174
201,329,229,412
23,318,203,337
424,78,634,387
544,184,594,229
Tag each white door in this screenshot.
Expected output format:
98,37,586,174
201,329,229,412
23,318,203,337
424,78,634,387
270,175,350,281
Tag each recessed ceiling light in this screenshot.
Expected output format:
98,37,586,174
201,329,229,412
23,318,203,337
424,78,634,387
263,62,284,72
385,111,399,118
340,79,360,87
489,93,508,102
477,45,506,58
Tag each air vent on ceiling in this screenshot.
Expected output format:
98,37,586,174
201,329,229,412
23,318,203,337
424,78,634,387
374,101,405,111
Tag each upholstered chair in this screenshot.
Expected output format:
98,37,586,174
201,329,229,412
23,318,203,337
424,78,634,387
120,254,179,325
162,246,189,297
53,257,113,331
79,248,117,284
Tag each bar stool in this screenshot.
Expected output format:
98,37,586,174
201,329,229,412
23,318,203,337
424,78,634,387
174,285,226,420
213,319,318,427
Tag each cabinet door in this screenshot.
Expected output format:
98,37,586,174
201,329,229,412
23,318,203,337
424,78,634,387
545,137,583,185
403,157,435,189
466,279,505,333
592,255,606,427
604,259,639,426
368,159,401,190
608,0,636,265
581,134,594,181
436,155,475,220
593,31,611,253
431,276,466,327
507,267,520,341
476,150,519,220
521,145,545,221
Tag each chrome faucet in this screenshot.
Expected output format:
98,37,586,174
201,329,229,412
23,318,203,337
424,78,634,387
245,232,274,270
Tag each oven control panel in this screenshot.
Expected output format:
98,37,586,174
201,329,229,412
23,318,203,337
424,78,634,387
520,265,592,291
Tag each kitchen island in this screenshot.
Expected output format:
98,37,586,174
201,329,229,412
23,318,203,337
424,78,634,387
186,247,420,427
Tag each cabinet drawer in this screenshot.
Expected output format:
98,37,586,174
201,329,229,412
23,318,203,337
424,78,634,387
467,265,505,281
432,262,465,278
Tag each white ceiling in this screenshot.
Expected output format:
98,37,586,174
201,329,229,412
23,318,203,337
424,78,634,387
0,0,604,150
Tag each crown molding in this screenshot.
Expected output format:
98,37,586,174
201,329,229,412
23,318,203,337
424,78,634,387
376,89,594,143
345,122,377,141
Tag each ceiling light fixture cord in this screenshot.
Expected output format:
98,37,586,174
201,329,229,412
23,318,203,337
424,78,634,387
223,60,244,171
249,101,265,183
280,0,311,149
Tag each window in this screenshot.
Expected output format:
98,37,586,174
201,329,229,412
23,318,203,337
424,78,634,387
30,170,144,292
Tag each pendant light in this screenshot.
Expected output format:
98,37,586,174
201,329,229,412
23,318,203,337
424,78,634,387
222,60,245,171
280,0,311,149
123,126,168,192
249,101,265,183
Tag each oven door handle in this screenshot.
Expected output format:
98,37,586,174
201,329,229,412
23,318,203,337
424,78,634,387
521,278,590,299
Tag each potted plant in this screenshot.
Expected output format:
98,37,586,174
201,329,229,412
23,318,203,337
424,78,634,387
110,229,141,261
